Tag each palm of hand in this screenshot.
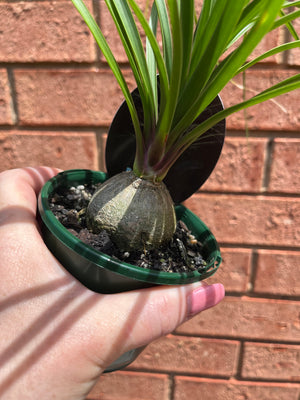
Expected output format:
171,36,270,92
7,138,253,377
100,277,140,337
0,167,224,400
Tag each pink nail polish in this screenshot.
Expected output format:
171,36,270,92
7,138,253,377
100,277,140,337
187,283,225,318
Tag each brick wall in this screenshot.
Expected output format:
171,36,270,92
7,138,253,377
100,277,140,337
0,1,299,399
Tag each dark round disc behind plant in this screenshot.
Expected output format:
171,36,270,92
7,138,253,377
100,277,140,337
106,86,225,204
49,182,208,274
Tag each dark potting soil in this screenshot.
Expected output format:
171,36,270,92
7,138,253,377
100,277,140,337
49,183,207,273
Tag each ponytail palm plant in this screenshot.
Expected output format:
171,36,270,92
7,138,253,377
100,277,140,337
71,0,300,252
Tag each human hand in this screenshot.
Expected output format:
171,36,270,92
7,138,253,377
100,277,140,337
0,167,224,400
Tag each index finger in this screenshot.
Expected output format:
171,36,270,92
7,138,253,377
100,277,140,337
0,167,60,216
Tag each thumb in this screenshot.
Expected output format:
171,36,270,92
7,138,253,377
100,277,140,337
122,282,225,350
89,282,225,366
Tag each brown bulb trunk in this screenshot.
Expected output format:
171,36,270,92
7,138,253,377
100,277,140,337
86,171,176,251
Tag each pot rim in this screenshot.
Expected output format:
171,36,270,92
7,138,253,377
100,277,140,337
38,169,221,285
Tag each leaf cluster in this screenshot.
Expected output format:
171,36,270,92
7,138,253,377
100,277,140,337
72,0,300,181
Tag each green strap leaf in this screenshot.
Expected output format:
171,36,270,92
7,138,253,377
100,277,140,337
70,0,141,141
227,0,267,48
272,8,300,31
167,73,300,170
154,0,172,78
146,3,159,121
189,0,228,77
282,15,300,40
155,0,183,141
105,0,156,140
127,0,170,132
179,0,194,83
237,41,300,73
171,0,285,140
282,1,300,7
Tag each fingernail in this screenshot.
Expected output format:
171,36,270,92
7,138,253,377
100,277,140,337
187,283,225,318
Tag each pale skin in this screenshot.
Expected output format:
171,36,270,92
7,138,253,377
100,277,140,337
0,167,225,400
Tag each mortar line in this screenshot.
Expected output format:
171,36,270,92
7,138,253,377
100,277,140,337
235,340,245,380
248,248,259,294
168,374,175,400
6,67,18,125
261,138,274,192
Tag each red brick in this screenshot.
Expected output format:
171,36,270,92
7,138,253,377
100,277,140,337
174,377,300,400
221,69,300,131
0,1,95,63
0,69,14,125
176,297,300,342
201,137,267,193
0,131,98,172
254,250,300,296
206,248,252,293
185,194,300,247
194,0,204,15
14,69,135,126
86,371,169,400
130,335,240,377
269,139,300,193
242,342,300,381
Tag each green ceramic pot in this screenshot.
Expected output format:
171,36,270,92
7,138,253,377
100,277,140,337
38,169,222,371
